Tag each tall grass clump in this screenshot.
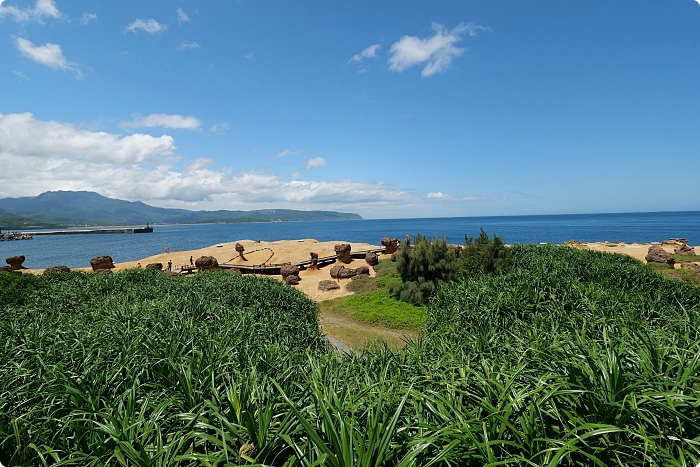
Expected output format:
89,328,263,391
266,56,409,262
1,243,699,466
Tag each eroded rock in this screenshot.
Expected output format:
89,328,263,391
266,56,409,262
309,252,319,270
675,243,696,256
0,265,14,272
43,265,70,275
285,274,301,285
381,237,400,255
6,255,27,270
90,256,115,272
318,280,340,291
365,252,379,266
145,263,163,270
280,264,300,279
195,256,219,271
334,243,352,264
646,245,675,268
235,243,247,261
680,262,700,275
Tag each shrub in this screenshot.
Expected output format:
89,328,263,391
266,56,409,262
461,228,512,275
389,235,460,305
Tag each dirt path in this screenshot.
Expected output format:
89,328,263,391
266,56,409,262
319,308,417,352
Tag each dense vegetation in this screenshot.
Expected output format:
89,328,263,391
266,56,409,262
1,245,699,465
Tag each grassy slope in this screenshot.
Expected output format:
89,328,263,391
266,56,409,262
1,246,699,466
319,260,427,331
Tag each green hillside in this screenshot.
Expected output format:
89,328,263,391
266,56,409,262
0,191,362,227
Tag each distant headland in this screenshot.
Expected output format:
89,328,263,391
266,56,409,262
0,191,362,230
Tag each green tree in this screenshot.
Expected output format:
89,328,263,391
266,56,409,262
389,235,460,305
461,228,512,274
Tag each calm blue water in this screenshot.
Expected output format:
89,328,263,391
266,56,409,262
2,211,699,269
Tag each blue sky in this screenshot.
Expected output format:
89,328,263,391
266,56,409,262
1,0,699,218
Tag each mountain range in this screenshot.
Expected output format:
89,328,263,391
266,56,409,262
0,191,362,229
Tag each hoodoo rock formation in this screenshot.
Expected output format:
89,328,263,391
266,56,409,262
280,264,300,280
334,243,352,264
309,252,319,270
285,274,301,285
90,256,115,272
645,246,675,268
381,237,400,254
235,243,247,261
6,255,27,270
195,256,219,271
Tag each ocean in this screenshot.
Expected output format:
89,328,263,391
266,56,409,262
2,211,699,269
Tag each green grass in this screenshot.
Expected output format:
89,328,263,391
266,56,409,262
1,245,700,466
322,290,427,331
675,253,700,262
331,259,426,330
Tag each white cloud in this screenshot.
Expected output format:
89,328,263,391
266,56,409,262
15,38,82,79
0,0,61,23
272,148,301,159
125,18,168,34
0,113,176,165
304,157,326,169
210,123,230,133
0,113,417,212
176,7,190,23
349,44,380,63
177,41,200,51
243,52,254,61
80,12,97,25
13,70,28,79
427,191,503,201
120,113,202,130
388,22,490,77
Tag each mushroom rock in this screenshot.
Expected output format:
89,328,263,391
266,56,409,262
195,256,219,271
280,264,300,279
645,245,675,268
90,256,115,272
43,265,70,275
365,252,379,266
318,280,340,291
145,263,163,270
0,266,13,272
381,237,400,255
334,243,352,264
674,243,696,256
309,252,319,270
285,274,301,285
235,243,247,261
6,255,27,270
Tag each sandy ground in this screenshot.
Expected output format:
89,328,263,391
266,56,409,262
113,239,389,300
565,241,698,266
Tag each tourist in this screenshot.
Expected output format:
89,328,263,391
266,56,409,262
190,256,193,266
167,260,172,271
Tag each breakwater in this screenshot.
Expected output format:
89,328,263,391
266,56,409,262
22,226,153,236
0,232,33,241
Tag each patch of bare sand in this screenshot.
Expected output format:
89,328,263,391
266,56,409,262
566,241,698,267
113,238,388,299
